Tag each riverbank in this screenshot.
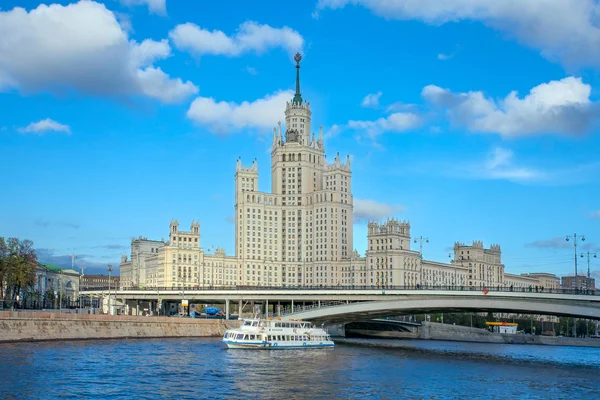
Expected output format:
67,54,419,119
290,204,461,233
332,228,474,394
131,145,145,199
344,321,600,348
0,311,240,342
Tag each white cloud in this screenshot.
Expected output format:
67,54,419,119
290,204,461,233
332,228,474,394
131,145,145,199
422,77,595,137
119,0,166,16
131,39,171,66
361,91,382,108
354,199,406,222
136,67,198,103
526,237,572,250
19,118,71,135
0,1,196,103
348,112,421,138
480,147,543,181
437,53,453,60
169,21,304,57
187,90,293,133
324,124,342,139
246,66,258,75
386,102,416,112
590,210,600,218
316,0,600,68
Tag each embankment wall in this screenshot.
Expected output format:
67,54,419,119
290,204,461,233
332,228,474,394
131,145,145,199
420,321,600,347
0,312,240,343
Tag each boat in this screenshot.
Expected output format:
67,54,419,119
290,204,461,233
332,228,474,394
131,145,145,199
221,318,334,349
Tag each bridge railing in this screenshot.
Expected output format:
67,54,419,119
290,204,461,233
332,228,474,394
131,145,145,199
84,285,598,296
280,301,354,316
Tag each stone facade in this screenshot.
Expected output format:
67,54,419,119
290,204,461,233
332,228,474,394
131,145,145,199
453,241,504,289
561,275,596,290
81,274,120,290
118,56,562,292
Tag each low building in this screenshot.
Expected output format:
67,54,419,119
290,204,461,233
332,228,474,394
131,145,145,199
521,273,561,290
81,274,120,290
561,275,596,290
40,263,80,307
503,273,539,290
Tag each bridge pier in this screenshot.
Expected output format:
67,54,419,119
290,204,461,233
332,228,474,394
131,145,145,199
325,323,346,337
238,300,242,318
265,299,269,318
291,300,294,313
225,299,230,320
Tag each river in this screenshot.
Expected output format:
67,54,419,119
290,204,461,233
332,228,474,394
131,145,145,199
1,338,599,399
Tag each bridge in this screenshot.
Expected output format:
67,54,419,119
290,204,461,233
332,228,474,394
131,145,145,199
281,292,600,323
80,287,600,322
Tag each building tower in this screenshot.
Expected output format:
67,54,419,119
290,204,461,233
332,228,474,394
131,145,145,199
235,53,354,287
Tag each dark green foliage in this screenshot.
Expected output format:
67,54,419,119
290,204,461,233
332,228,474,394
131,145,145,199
0,237,38,309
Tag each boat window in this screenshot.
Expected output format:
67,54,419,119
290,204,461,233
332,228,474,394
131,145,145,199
244,321,252,326
237,334,244,340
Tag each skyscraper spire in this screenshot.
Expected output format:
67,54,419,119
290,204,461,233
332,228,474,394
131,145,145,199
292,53,303,105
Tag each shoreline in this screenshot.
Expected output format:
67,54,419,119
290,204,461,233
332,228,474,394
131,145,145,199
0,311,238,343
343,321,600,348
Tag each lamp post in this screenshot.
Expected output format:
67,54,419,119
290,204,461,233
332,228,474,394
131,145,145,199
79,266,85,311
565,234,585,276
581,251,598,283
58,271,62,313
448,253,457,288
108,264,112,315
413,236,429,287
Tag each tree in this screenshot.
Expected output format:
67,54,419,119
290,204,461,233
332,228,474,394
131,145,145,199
0,237,38,310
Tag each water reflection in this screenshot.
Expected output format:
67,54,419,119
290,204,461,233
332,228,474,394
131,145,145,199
0,338,599,399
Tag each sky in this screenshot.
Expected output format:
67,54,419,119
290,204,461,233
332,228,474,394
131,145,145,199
0,0,599,279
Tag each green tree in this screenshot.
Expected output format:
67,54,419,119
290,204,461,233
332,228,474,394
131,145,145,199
0,237,38,310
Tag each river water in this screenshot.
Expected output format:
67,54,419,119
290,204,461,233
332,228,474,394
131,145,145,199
1,338,599,399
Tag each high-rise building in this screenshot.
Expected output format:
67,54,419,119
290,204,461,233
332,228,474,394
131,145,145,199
235,53,353,287
118,54,561,292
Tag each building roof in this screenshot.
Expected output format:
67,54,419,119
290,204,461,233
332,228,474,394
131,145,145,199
39,263,80,276
39,262,62,272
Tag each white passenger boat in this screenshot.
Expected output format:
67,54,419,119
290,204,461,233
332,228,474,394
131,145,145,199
222,318,334,349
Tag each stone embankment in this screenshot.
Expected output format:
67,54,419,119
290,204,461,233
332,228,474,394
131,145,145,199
341,320,600,348
0,312,240,343
420,321,600,348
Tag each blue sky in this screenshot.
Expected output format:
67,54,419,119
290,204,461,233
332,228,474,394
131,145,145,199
1,0,599,278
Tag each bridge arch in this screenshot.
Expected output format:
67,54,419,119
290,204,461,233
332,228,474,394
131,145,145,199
283,296,600,324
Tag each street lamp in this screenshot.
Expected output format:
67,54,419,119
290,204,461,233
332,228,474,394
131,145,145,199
58,271,62,313
414,236,429,287
448,253,457,288
580,251,597,282
79,266,85,311
108,264,112,315
565,234,585,276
